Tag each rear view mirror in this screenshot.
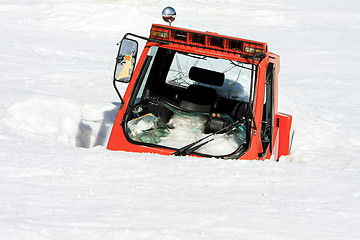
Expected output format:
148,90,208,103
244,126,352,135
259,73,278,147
114,38,138,83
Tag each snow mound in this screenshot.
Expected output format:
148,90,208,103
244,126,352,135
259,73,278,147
3,97,117,148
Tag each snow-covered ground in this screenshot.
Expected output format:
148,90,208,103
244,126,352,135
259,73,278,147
1,0,360,239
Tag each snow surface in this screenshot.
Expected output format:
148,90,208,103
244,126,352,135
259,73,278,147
1,0,360,239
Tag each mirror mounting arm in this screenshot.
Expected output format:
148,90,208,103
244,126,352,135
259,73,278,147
113,79,124,105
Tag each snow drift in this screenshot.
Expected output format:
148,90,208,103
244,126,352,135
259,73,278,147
4,96,116,148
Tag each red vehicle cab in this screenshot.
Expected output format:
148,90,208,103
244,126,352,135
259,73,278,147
107,8,292,160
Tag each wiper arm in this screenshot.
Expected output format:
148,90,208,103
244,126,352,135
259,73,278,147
172,120,240,156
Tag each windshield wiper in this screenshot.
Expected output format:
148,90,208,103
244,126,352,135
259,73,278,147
172,120,241,156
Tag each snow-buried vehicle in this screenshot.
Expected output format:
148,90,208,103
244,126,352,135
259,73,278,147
107,7,292,160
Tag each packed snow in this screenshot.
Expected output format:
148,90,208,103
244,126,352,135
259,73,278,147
1,0,360,239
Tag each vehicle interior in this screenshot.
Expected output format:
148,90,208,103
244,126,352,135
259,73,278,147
123,46,255,157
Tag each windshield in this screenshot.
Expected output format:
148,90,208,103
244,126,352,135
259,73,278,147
166,51,253,102
124,46,256,158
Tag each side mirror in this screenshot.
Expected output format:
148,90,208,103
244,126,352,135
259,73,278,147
114,38,138,83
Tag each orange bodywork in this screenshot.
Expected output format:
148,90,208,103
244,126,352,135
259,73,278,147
107,24,292,160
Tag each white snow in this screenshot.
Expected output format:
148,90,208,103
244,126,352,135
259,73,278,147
1,0,360,239
160,114,243,156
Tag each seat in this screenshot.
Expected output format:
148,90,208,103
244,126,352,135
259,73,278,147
230,101,249,121
179,85,217,112
177,66,225,112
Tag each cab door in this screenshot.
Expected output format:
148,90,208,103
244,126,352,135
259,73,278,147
259,62,274,158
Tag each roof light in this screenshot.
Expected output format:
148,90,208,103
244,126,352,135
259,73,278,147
150,30,169,39
229,39,243,51
244,46,264,54
192,33,205,45
210,36,224,48
174,30,187,42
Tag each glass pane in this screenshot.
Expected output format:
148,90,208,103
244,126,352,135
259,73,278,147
165,52,253,102
114,39,138,82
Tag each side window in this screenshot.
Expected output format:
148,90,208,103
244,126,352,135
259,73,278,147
261,63,274,154
133,46,158,105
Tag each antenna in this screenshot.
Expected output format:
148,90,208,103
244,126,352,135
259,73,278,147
162,7,176,26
